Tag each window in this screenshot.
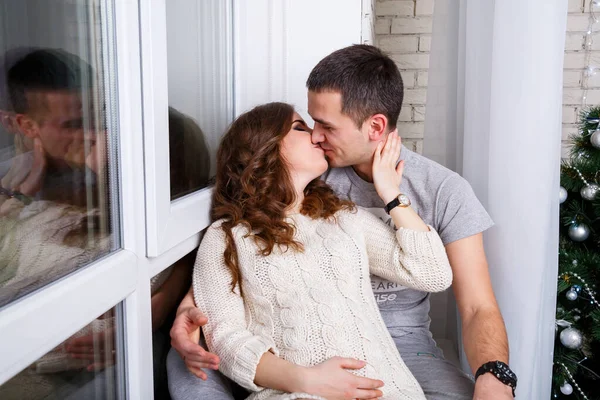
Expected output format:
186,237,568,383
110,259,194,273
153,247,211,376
0,1,135,397
0,1,120,305
166,0,233,199
142,0,233,256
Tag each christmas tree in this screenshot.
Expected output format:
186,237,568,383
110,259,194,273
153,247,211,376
553,106,600,399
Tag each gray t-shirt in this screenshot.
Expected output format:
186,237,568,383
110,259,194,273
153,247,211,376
322,146,493,338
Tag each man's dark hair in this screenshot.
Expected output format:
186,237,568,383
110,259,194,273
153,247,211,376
306,44,403,130
7,49,93,114
0,47,38,111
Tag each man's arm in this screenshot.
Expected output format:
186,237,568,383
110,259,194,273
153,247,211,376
151,253,193,331
446,233,513,399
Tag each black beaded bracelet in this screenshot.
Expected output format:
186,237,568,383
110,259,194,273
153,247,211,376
475,360,517,397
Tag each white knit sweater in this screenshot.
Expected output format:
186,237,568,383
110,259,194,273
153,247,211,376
193,207,453,400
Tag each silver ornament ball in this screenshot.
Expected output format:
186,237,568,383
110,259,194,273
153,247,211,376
566,289,578,301
560,382,573,395
560,381,574,395
581,184,599,201
591,129,600,149
560,187,568,204
569,222,590,242
560,327,583,349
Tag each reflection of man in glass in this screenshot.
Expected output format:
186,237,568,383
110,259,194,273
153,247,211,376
2,49,211,205
1,48,106,210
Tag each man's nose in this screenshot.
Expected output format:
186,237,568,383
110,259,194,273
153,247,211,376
312,126,325,144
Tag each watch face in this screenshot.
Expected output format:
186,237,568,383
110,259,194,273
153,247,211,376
398,194,411,206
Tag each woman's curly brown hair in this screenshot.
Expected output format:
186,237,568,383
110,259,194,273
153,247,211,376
212,102,354,294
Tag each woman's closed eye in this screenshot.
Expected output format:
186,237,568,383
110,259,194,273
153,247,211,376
293,121,311,133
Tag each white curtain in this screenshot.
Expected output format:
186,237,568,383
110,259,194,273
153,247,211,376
423,1,567,398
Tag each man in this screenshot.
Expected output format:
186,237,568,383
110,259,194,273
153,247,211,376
168,45,515,400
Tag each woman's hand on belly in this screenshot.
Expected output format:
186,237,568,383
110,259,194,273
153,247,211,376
296,357,384,399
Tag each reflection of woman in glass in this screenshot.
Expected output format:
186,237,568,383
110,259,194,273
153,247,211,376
193,103,453,399
169,106,211,199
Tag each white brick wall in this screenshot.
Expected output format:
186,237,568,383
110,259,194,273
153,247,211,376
376,0,588,156
375,0,434,153
562,0,599,156
362,0,377,44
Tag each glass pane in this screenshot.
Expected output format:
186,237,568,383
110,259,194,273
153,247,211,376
0,305,125,400
0,0,120,306
166,0,233,200
150,250,194,398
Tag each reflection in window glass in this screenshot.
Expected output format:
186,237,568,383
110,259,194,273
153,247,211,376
0,1,119,306
0,306,125,400
166,0,233,200
150,250,195,398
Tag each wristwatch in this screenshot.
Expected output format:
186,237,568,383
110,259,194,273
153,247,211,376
475,361,517,397
384,193,411,214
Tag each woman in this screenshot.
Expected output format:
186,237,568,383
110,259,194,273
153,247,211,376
193,102,453,399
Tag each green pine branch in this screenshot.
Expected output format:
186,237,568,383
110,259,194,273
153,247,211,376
591,310,600,342
569,106,600,169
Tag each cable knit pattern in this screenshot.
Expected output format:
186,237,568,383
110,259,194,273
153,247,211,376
193,207,453,400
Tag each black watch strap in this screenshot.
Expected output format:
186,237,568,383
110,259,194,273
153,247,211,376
384,197,400,214
475,361,517,397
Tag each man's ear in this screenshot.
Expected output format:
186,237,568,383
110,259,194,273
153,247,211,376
366,113,388,142
14,114,39,138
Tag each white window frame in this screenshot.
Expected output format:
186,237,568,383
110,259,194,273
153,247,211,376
0,251,137,387
140,0,234,258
